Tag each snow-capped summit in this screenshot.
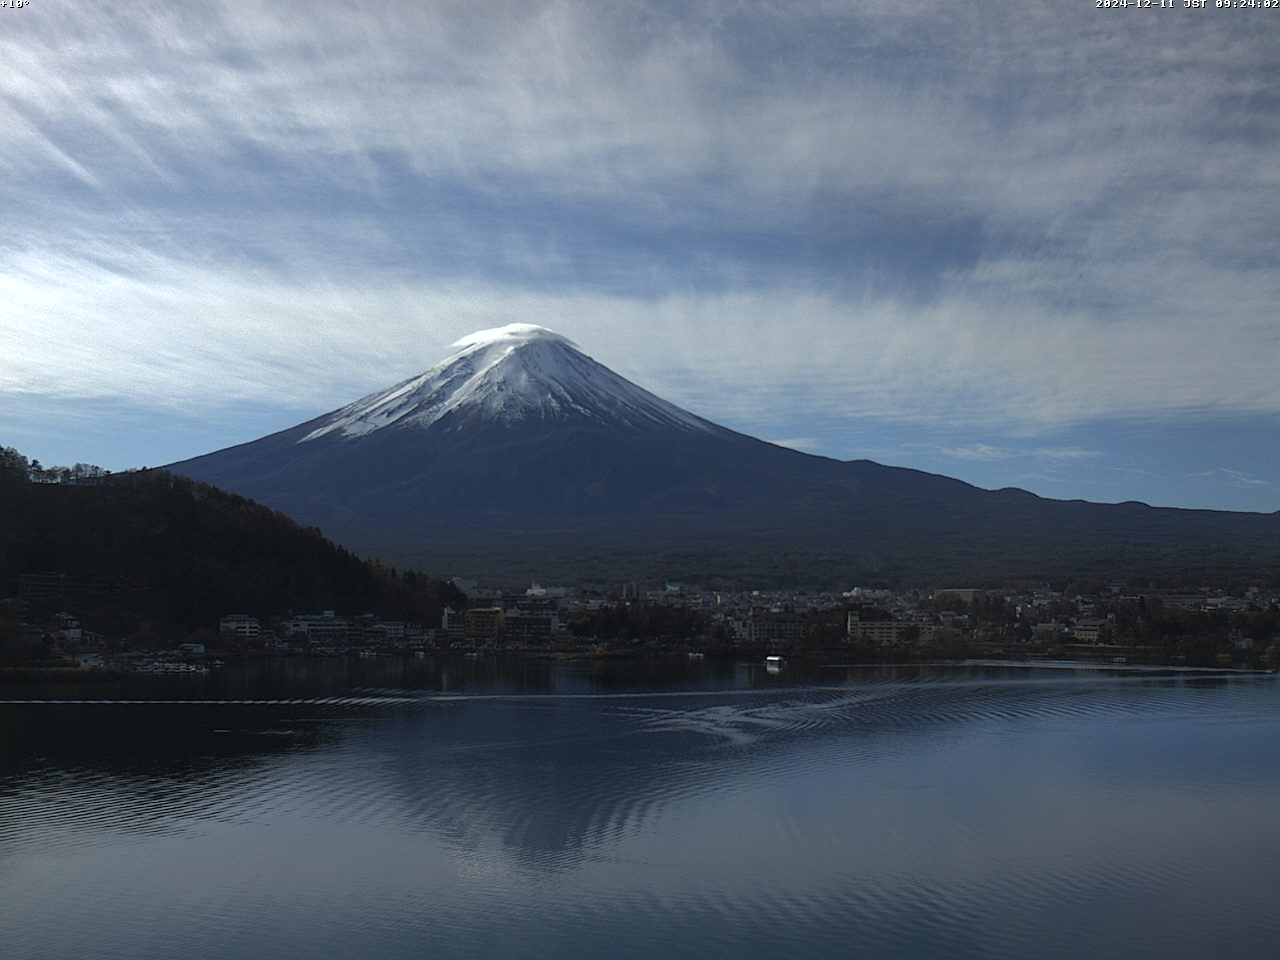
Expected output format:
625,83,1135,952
300,323,716,442
450,322,578,351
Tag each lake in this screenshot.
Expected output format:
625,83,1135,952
3,657,1278,959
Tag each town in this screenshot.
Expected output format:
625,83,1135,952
5,573,1278,674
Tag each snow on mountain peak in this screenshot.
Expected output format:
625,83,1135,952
299,325,716,443
451,323,578,352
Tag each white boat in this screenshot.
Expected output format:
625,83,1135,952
764,655,785,665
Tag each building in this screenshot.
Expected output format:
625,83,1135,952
503,596,561,643
525,583,568,599
506,611,557,642
621,581,649,603
464,607,506,640
220,614,261,641
53,612,82,644
747,607,806,646
1072,618,1108,643
281,611,352,644
437,607,465,643
1031,621,1069,641
379,620,406,642
848,615,927,646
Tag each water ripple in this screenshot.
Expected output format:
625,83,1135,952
4,666,1280,959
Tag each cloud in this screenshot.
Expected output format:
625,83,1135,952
2,1,1277,442
1189,469,1270,488
766,438,822,452
4,246,1279,434
939,445,1101,463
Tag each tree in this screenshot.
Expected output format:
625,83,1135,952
0,446,29,486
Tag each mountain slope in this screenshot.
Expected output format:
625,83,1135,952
168,325,1280,586
301,324,718,441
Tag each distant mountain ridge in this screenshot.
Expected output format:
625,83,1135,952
168,325,1280,586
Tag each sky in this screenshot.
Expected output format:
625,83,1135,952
3,1,1278,512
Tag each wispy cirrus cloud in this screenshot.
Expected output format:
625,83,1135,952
1190,469,1270,488
940,445,1102,463
2,2,1277,507
766,437,823,453
6,248,1278,435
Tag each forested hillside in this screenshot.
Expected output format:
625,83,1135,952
0,446,461,641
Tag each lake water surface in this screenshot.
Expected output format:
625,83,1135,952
3,658,1278,959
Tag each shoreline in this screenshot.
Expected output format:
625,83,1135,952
2,650,1273,684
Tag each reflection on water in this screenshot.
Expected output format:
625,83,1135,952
2,659,1278,959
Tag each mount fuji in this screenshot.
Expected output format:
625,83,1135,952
298,324,718,442
169,324,1279,584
